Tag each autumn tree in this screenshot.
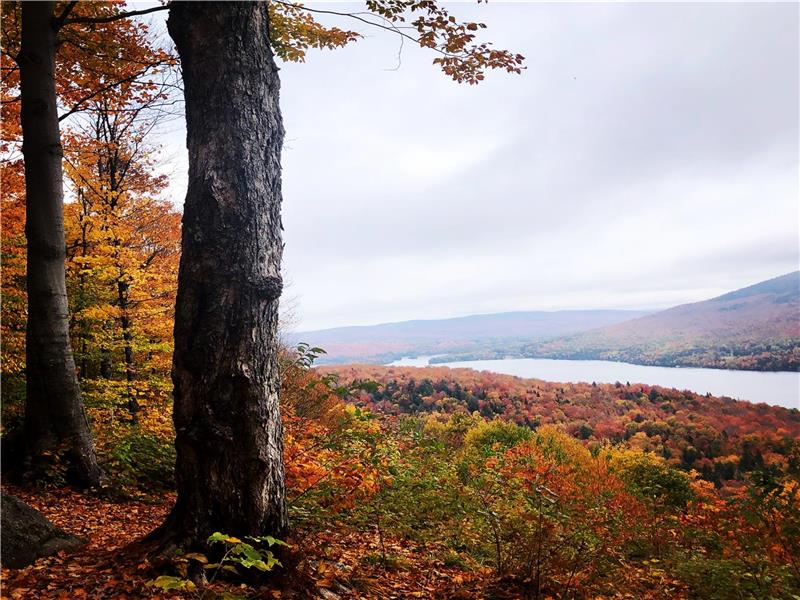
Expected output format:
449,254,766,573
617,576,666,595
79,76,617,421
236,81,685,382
151,0,522,549
0,154,26,384
4,0,520,538
13,0,102,487
1,0,174,485
63,96,180,421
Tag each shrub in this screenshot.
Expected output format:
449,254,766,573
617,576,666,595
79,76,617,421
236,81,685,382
103,427,175,492
463,418,532,452
606,448,694,509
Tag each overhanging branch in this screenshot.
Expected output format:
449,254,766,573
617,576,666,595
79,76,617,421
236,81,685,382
64,5,170,26
271,0,458,60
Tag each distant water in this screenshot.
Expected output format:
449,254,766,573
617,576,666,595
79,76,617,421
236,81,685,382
387,356,800,410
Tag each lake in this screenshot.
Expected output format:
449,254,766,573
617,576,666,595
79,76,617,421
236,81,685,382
387,356,800,410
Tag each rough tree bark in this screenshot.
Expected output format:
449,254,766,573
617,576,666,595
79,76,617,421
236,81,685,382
155,0,288,546
16,0,103,488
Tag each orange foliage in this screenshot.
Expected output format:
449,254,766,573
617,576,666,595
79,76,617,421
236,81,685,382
0,158,26,377
281,355,387,514
326,364,800,485
0,1,180,411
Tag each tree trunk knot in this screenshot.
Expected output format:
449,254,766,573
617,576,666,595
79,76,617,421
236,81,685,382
246,275,282,301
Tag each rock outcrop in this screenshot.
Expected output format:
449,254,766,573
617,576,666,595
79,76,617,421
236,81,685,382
1,492,83,568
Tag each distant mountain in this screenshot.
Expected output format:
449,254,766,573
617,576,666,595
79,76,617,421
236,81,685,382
291,309,651,365
518,272,800,371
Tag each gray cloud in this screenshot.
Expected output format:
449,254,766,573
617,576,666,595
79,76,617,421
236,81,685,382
157,2,799,331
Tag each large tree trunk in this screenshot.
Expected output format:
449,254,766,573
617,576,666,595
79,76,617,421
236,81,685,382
16,1,102,488
157,0,287,547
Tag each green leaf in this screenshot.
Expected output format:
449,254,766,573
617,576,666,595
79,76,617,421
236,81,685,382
208,531,242,544
148,576,196,591
208,531,227,543
266,553,281,569
264,535,289,547
251,559,269,571
240,543,261,562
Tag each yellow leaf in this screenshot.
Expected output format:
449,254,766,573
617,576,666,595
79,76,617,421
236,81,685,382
183,552,208,563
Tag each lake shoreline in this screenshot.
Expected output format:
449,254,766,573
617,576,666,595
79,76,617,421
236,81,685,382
385,356,800,410
425,354,800,374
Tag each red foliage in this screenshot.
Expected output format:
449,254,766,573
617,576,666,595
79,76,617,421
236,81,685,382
324,364,800,481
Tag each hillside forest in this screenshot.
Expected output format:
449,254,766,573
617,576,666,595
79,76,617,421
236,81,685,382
513,273,800,372
1,2,799,600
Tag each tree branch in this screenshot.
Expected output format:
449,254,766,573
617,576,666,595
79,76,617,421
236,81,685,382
272,0,455,59
64,5,170,26
53,1,79,31
58,62,170,122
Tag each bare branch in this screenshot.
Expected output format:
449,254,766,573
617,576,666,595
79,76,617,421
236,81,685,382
64,5,170,26
58,62,171,122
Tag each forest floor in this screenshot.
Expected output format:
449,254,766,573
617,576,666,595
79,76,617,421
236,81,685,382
0,485,505,599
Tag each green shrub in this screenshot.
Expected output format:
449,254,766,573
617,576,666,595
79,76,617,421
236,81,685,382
674,555,798,600
608,449,694,509
463,418,532,452
104,427,175,492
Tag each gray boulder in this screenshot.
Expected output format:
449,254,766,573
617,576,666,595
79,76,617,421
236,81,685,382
1,492,84,568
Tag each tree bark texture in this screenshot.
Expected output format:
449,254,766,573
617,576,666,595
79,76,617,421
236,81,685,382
16,0,102,488
161,0,288,545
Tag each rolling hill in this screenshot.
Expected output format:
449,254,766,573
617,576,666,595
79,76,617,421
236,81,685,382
291,309,650,364
515,271,800,371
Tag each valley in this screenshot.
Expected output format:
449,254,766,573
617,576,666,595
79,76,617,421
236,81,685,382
300,272,800,372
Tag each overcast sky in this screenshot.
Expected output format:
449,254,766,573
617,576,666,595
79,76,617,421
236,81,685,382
151,2,799,332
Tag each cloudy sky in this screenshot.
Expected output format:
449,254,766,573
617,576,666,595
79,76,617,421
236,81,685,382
152,2,799,332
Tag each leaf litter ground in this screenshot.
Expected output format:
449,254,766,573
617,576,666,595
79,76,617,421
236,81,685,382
1,485,506,599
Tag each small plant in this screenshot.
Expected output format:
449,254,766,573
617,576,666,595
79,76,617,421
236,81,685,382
104,427,176,493
291,342,328,369
148,532,288,598
148,575,197,593
204,532,287,576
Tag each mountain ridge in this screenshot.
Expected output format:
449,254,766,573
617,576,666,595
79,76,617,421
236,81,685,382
292,272,800,370
509,271,800,371
291,309,651,365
